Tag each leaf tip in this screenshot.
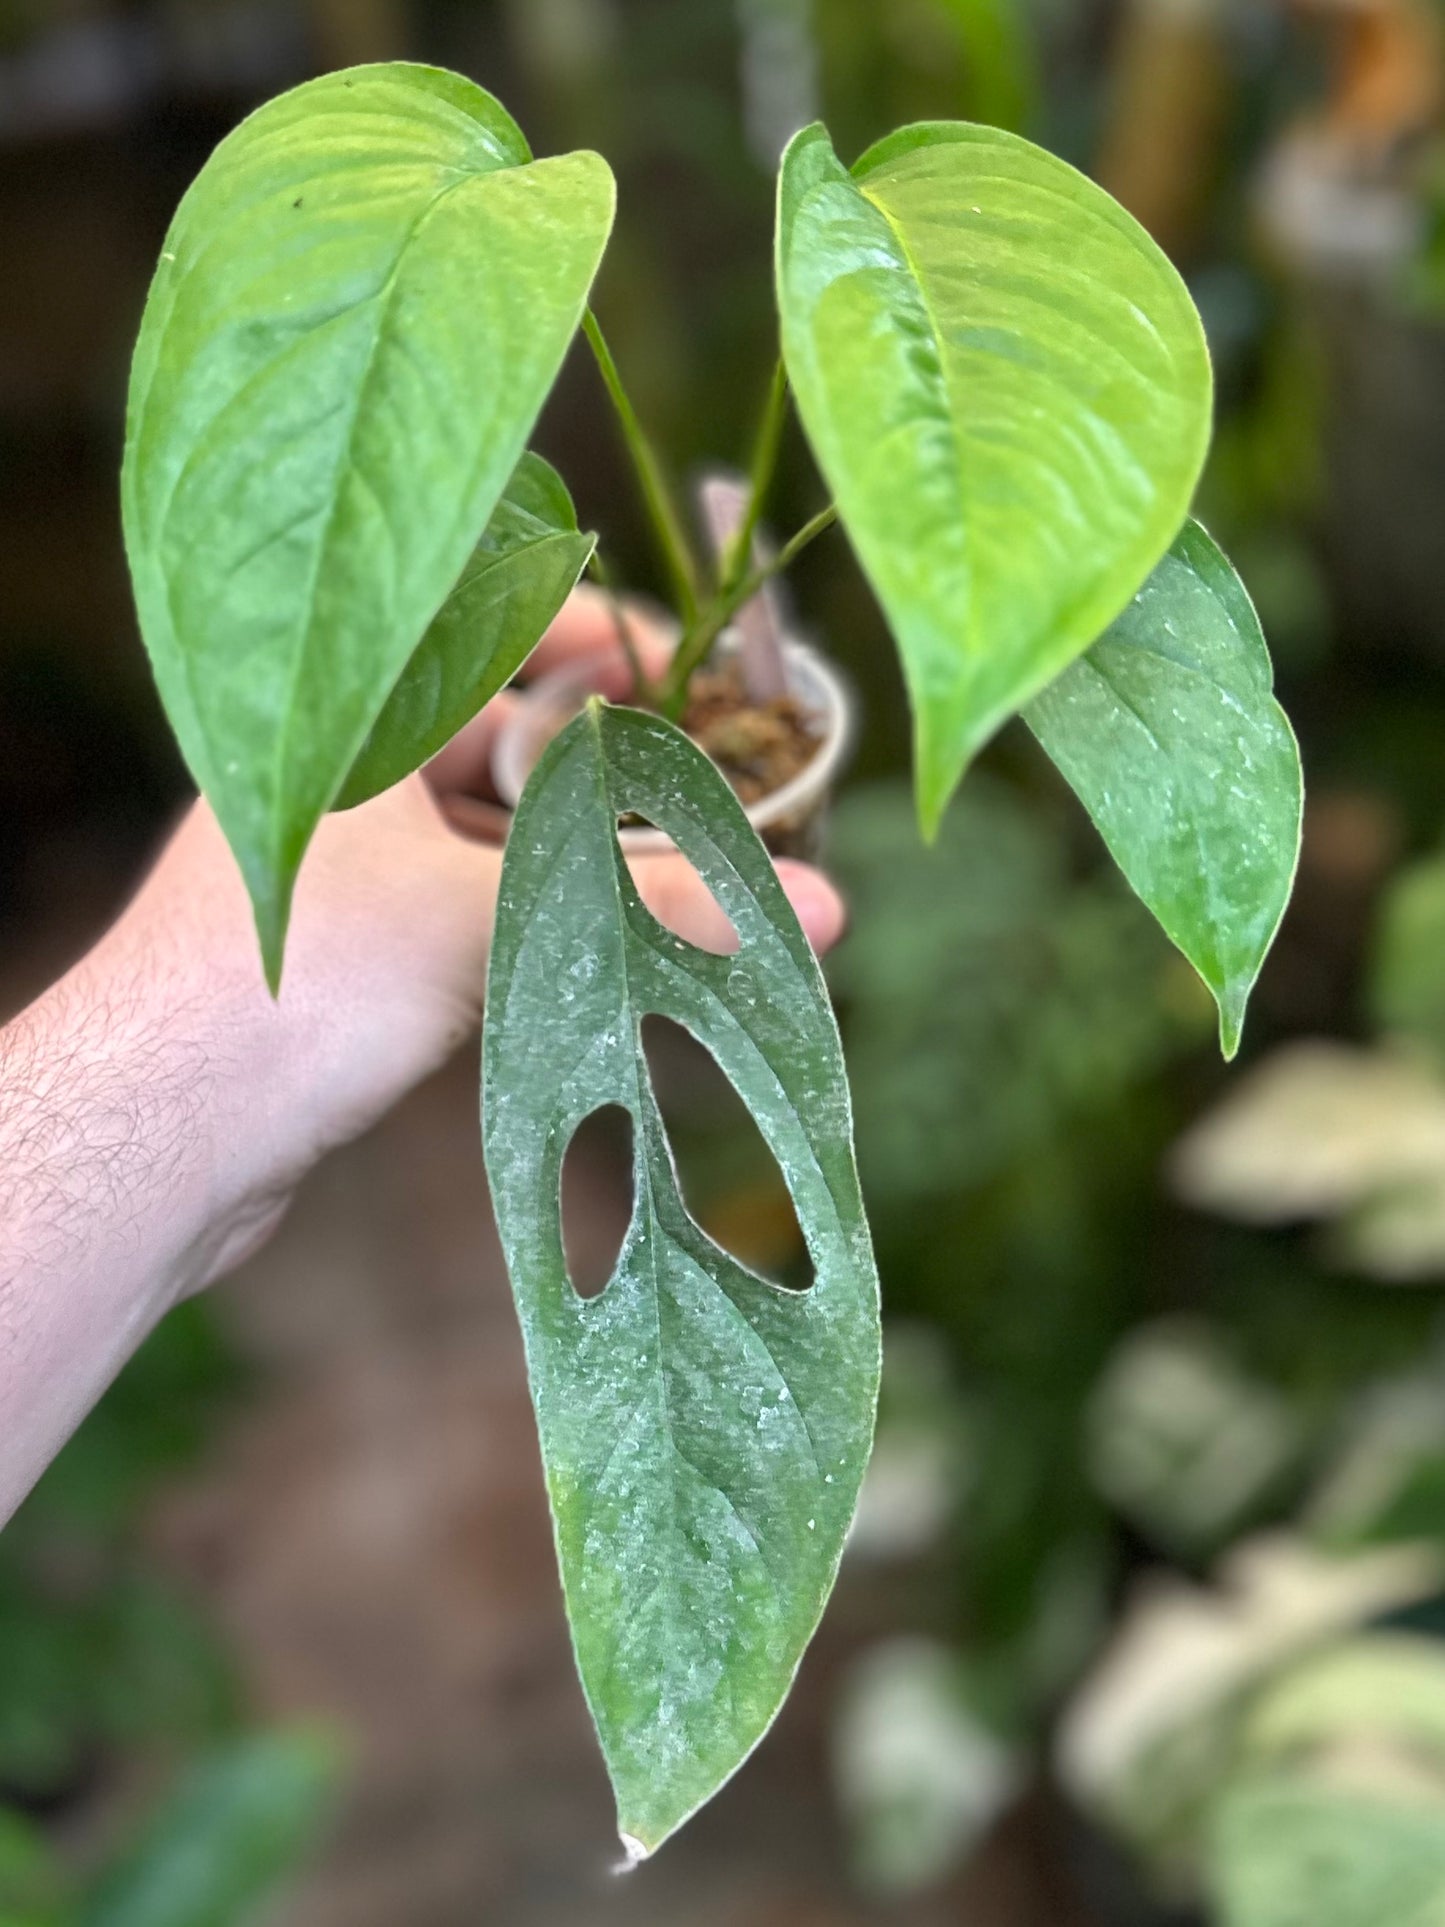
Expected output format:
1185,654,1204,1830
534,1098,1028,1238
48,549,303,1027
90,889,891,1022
614,1832,653,1873
252,877,296,1001
913,750,956,846
1218,1004,1246,1064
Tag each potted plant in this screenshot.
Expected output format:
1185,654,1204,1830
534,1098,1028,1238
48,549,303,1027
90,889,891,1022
120,61,1304,1858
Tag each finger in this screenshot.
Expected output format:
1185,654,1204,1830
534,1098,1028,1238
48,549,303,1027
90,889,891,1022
520,583,676,686
436,792,512,847
630,853,847,959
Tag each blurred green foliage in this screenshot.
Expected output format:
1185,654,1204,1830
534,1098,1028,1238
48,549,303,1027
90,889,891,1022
0,1733,339,1927
0,1309,335,1924
829,777,1207,1212
0,1305,237,1805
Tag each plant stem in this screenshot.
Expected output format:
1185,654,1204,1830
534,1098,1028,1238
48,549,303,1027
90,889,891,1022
723,360,790,593
582,309,700,626
660,504,839,718
586,549,659,708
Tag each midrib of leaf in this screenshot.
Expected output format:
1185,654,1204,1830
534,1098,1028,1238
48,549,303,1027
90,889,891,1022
573,711,811,1646
579,715,692,1697
268,164,481,869
853,175,1175,770
854,183,978,665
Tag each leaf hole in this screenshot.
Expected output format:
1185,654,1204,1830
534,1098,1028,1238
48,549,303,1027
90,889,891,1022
623,822,741,956
560,1105,634,1300
641,1016,814,1292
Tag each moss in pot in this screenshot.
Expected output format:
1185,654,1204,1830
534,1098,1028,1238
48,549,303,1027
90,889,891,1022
121,64,1304,1859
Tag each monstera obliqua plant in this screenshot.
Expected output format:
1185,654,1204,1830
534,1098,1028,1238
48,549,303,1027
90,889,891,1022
122,63,1303,1856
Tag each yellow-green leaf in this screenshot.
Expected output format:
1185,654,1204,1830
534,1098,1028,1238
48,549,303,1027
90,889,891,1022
776,119,1212,832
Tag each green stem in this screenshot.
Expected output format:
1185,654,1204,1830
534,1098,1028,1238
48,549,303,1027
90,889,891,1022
660,504,839,718
582,309,700,626
722,359,790,592
586,549,659,709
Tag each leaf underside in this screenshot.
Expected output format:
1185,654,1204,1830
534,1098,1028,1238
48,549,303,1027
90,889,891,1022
122,61,614,985
483,703,881,1855
335,452,594,807
776,118,1214,833
1027,520,1303,1058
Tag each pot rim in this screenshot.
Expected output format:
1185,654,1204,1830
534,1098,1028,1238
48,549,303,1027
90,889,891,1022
492,632,855,854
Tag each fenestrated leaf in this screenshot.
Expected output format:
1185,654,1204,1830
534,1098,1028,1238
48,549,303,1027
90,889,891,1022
1027,520,1302,1058
335,453,594,807
483,702,880,1855
122,62,614,985
776,119,1212,833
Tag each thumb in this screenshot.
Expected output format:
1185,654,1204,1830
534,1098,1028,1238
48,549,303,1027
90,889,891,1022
629,853,846,958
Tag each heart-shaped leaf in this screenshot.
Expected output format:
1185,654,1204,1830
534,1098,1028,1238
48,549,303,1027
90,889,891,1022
1027,520,1303,1058
123,62,614,985
335,453,594,807
483,703,881,1855
776,119,1213,832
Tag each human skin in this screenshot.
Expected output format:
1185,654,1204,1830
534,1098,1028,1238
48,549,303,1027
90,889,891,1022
0,591,845,1526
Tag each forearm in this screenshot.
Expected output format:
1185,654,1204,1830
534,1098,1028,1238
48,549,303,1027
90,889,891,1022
0,924,278,1523
0,787,499,1527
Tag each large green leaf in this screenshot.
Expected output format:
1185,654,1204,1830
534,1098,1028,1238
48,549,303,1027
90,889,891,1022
123,62,614,984
776,119,1212,832
1027,521,1302,1058
78,1732,339,1927
335,453,593,807
483,703,881,1855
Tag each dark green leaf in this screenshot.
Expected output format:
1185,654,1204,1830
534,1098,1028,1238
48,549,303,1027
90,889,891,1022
776,119,1212,832
335,453,593,807
123,63,614,984
483,703,880,1855
1027,521,1303,1058
78,1732,340,1927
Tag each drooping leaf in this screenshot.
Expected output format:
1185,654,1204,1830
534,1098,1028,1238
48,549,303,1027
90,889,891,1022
335,453,594,807
78,1732,340,1927
483,702,881,1855
1027,521,1303,1058
776,119,1212,833
122,62,614,985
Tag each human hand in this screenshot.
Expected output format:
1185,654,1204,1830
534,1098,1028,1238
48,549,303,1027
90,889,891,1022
0,589,846,1520
46,588,848,1294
